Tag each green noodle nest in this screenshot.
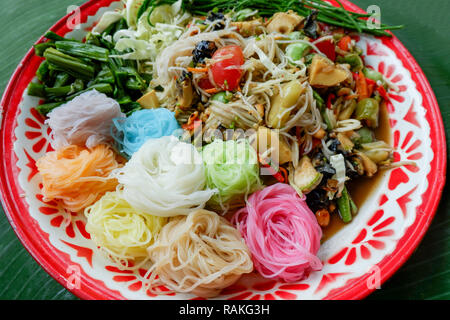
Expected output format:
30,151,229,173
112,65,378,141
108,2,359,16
202,139,263,210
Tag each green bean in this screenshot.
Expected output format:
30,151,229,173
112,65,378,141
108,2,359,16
349,195,358,215
356,98,379,128
286,43,310,64
337,186,352,223
337,53,363,72
363,68,384,83
355,127,375,144
321,109,334,131
336,0,362,33
211,91,233,103
313,90,325,109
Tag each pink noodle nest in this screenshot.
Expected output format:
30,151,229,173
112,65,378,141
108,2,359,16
232,183,323,282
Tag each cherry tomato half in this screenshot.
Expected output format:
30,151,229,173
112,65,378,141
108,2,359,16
314,38,336,61
210,45,244,91
198,77,214,90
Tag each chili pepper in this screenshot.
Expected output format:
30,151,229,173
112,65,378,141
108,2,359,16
327,93,336,109
198,77,214,90
279,167,289,183
376,85,390,102
365,77,377,86
259,157,285,183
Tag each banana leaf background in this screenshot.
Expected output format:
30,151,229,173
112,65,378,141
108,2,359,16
0,0,449,300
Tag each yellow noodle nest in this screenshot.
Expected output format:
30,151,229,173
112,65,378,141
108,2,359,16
36,144,121,212
85,191,167,265
146,209,253,298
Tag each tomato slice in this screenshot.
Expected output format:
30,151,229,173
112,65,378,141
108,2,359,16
198,77,214,90
210,45,244,91
314,38,336,61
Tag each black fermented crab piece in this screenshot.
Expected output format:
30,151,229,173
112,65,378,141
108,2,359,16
311,151,326,167
306,188,330,213
206,11,225,30
316,163,336,180
344,157,359,179
303,10,319,39
178,70,193,83
328,138,341,153
207,11,225,22
192,40,218,64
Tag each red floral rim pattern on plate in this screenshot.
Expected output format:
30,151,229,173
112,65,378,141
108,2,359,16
0,0,446,300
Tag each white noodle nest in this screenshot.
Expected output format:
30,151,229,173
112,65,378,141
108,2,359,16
113,136,216,217
45,90,125,149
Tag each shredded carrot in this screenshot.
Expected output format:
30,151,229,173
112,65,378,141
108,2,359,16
205,87,219,94
367,83,374,98
338,36,352,51
187,67,208,73
182,119,202,131
279,167,289,183
258,156,285,183
345,94,359,100
356,72,369,101
295,126,301,140
311,137,322,150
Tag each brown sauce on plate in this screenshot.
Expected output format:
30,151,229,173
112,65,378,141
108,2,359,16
322,102,391,242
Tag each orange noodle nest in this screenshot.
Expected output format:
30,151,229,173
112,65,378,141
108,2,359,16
36,144,122,212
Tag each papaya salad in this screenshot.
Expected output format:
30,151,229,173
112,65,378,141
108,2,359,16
27,0,405,298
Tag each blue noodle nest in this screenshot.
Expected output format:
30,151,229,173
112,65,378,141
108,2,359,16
112,108,181,158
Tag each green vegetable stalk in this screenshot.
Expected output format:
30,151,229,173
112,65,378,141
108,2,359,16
55,41,110,62
53,72,72,88
37,102,64,115
44,48,95,80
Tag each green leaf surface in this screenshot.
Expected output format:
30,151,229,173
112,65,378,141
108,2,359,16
0,0,449,300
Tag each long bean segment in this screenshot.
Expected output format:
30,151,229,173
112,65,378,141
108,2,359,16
138,0,403,37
